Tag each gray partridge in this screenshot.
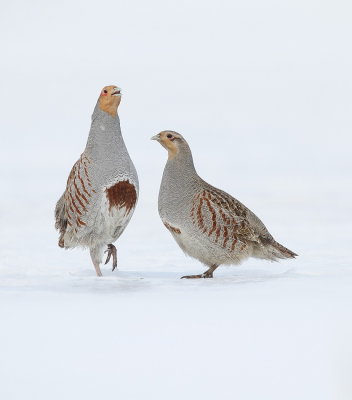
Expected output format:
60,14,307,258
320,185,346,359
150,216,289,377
152,130,297,279
55,85,138,276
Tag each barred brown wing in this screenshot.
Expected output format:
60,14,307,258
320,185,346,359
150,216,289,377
57,155,97,245
190,188,260,252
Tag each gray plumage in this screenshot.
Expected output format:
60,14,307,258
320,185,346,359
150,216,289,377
152,130,297,279
55,85,138,276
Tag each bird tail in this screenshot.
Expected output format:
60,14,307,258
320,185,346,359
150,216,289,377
55,194,67,248
255,237,298,261
269,240,298,259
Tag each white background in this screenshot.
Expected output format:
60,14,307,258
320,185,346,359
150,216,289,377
1,1,351,399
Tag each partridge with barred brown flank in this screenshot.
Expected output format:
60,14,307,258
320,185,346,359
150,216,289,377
55,85,138,276
152,131,297,279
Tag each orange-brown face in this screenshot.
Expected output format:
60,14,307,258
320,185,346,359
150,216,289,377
151,130,183,159
98,85,122,117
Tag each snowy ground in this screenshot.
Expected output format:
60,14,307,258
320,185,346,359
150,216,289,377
1,1,352,399
1,161,351,399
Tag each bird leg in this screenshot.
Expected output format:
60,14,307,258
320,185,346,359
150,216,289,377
92,262,103,277
104,244,117,271
89,247,103,277
181,264,218,279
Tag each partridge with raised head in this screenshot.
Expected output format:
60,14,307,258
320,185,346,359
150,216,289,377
152,130,297,279
55,85,138,276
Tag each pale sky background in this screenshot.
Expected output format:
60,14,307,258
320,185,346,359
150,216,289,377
1,0,351,257
1,1,352,399
1,0,351,179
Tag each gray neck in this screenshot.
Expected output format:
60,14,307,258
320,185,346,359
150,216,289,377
84,103,127,160
162,142,199,190
159,142,200,219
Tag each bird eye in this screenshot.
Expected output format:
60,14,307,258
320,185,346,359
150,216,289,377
103,90,108,94
167,134,173,139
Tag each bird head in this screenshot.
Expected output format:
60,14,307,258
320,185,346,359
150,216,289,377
98,85,122,117
151,130,187,159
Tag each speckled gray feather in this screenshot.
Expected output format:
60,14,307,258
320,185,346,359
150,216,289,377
55,95,138,275
156,131,296,276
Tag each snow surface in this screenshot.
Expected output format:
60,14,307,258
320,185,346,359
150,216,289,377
1,1,352,399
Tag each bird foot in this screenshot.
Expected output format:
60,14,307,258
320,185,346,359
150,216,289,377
181,271,214,279
104,244,117,271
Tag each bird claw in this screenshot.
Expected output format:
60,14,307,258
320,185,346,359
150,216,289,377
104,244,117,271
181,271,213,279
181,274,203,279
104,249,111,264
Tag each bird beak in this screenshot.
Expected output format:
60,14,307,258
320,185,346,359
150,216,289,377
112,87,122,96
151,134,160,141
